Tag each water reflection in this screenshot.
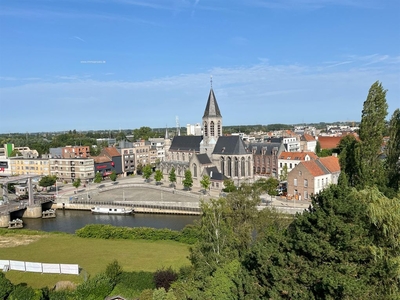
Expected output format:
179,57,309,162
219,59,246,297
23,210,199,234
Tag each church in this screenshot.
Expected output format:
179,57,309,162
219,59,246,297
160,86,254,191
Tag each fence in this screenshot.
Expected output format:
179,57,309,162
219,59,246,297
0,259,79,275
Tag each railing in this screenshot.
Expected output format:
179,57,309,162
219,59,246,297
69,199,201,213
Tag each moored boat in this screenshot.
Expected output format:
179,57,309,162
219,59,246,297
91,206,134,215
8,218,23,229
42,209,57,219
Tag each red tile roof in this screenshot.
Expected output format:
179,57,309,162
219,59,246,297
303,133,315,142
301,160,326,177
103,147,121,157
93,156,111,163
319,156,340,173
279,151,318,160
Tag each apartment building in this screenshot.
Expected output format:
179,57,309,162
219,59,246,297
133,140,151,168
62,146,91,158
50,158,94,183
10,158,50,176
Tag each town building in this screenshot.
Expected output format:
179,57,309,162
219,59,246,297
50,158,94,183
250,142,285,179
61,146,91,158
10,157,50,176
287,155,340,201
278,151,318,179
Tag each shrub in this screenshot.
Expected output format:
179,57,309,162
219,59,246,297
105,259,123,283
0,272,13,299
74,273,114,300
154,267,178,292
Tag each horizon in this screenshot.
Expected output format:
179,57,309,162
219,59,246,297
1,0,399,133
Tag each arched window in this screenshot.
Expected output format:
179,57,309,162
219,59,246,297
182,153,185,161
210,121,215,136
204,122,208,137
217,121,221,136
220,157,225,175
248,157,251,176
241,157,246,176
227,157,232,177
193,163,197,177
234,157,239,177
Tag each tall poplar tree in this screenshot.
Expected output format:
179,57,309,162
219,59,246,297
358,81,388,189
386,109,400,193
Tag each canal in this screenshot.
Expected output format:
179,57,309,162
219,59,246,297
22,210,200,234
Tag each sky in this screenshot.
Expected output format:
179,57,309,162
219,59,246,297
0,0,399,133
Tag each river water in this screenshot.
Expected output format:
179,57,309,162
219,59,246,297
22,210,200,234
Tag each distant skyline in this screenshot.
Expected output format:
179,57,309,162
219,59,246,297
0,0,399,133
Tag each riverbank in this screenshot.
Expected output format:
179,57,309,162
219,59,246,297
0,230,190,289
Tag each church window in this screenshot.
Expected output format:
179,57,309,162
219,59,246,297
204,122,208,137
182,153,185,161
210,121,215,136
248,157,251,176
234,157,239,177
221,157,225,175
241,157,246,176
193,163,197,177
217,121,221,136
227,157,232,177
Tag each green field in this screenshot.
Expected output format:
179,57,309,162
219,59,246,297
0,232,190,289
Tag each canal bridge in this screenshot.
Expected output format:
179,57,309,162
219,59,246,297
0,175,55,227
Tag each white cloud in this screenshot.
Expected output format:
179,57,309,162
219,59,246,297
1,54,399,132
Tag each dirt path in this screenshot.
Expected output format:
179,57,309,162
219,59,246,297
0,235,44,248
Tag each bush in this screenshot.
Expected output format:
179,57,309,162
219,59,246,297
75,224,199,244
154,267,178,292
0,272,13,299
74,273,114,300
105,260,123,283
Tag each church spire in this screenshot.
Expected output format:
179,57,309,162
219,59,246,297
165,125,169,139
203,79,222,118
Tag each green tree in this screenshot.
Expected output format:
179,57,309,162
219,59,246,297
386,108,400,193
315,140,321,154
0,272,13,299
279,164,288,181
9,149,22,157
133,126,158,140
142,164,153,182
182,169,193,190
72,178,81,191
38,175,57,191
338,134,360,187
94,171,102,183
109,171,117,182
200,175,211,194
105,259,123,283
154,169,164,185
222,178,236,192
136,163,143,175
254,177,279,197
169,167,177,187
358,81,388,189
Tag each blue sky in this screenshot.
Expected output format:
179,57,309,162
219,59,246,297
0,0,399,133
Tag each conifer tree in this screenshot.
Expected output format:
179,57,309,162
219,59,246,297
386,109,400,193
358,81,388,188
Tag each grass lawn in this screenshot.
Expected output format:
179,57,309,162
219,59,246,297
0,232,190,289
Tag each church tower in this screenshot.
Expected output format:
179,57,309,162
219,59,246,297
200,78,222,156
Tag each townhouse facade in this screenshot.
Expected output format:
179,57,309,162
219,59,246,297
61,146,91,158
287,155,340,201
278,151,318,179
10,158,50,176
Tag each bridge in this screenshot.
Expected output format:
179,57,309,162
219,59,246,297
0,175,55,227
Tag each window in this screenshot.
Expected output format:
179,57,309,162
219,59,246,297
299,171,302,176
304,191,308,200
234,158,239,177
227,157,232,177
210,121,215,136
304,179,308,187
294,178,297,186
193,163,197,177
204,122,208,136
290,163,292,169
241,157,245,176
217,121,221,136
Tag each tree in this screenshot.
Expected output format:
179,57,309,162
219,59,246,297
133,126,158,140
386,109,400,193
38,175,57,191
109,171,117,182
136,163,143,175
169,167,177,187
154,169,164,185
358,81,388,189
183,169,193,190
223,178,236,192
94,171,102,183
9,149,22,157
279,164,288,181
142,164,153,182
254,177,279,200
200,175,211,194
73,178,81,191
315,140,321,154
105,259,123,283
338,134,360,187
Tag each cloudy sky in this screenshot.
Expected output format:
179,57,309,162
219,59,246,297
0,0,399,133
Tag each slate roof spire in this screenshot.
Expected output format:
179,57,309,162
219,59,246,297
203,76,222,118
